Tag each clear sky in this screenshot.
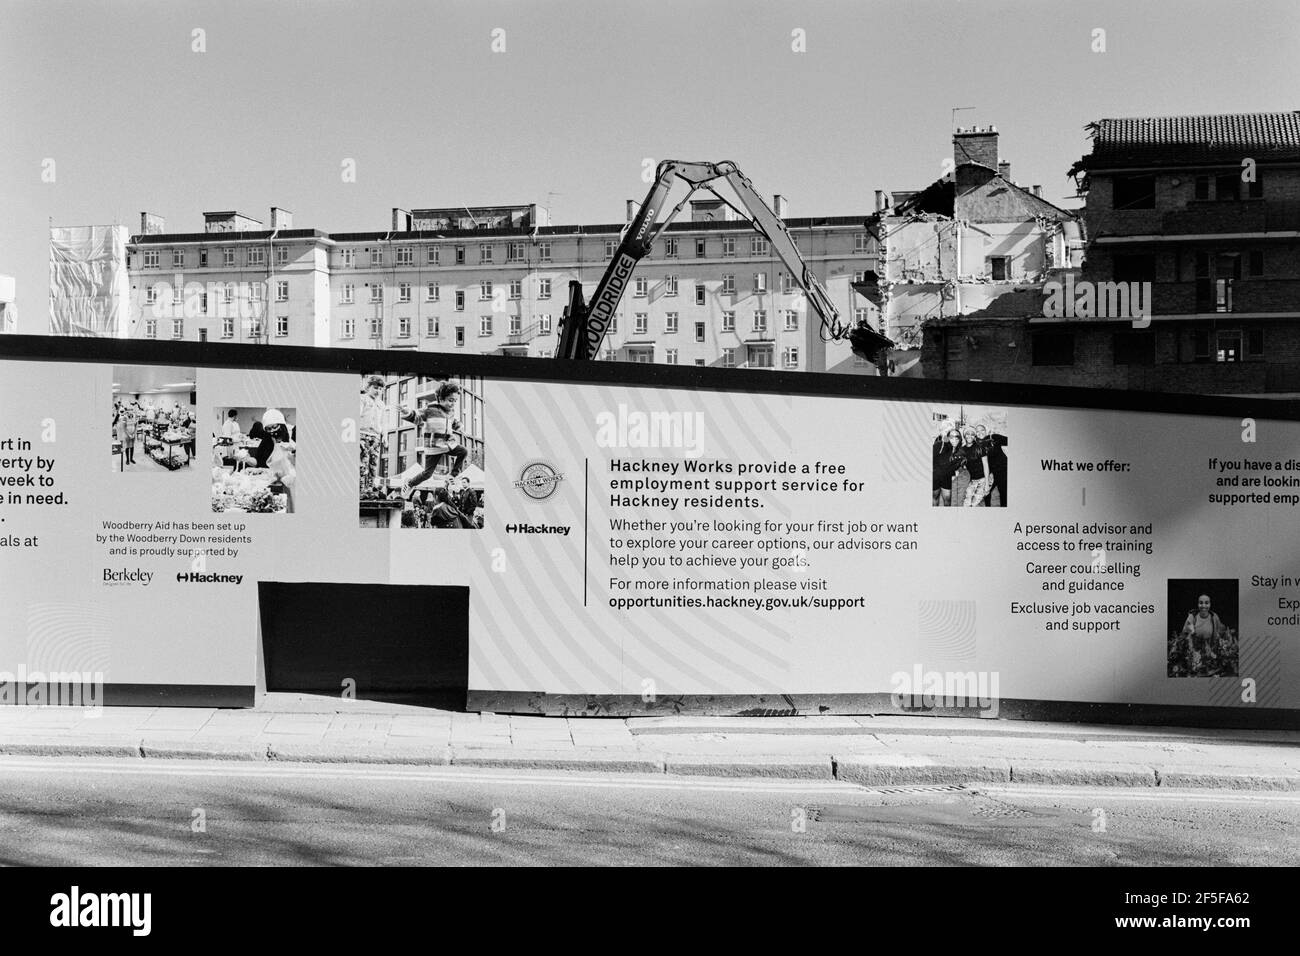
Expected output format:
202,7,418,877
3,0,1298,332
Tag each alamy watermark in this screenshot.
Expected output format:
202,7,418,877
890,664,1000,717
1043,275,1153,328
0,665,104,713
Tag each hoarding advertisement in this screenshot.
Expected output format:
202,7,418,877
0,348,1296,723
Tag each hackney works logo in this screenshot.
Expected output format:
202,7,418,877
515,460,565,501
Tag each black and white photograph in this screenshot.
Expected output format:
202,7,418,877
930,407,1008,507
210,406,297,514
358,372,485,529
1167,578,1241,678
2,0,1299,910
112,365,196,472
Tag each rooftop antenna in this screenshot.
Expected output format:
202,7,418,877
952,106,976,130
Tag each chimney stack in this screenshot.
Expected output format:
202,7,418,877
139,212,165,235
772,194,788,218
626,200,637,222
997,161,1011,181
874,190,888,213
1032,185,1042,198
953,125,999,170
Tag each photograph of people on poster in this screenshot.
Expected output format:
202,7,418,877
111,366,197,473
930,406,1008,507
357,372,484,529
211,406,297,514
1167,579,1240,678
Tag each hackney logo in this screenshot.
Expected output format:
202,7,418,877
515,460,564,501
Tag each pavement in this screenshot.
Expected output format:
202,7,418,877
0,693,1296,790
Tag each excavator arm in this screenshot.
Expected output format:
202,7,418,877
557,159,893,368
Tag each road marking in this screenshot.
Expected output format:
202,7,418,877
0,757,861,795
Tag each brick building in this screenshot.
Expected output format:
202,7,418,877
924,111,1300,393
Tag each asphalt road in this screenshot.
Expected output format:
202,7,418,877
0,757,1295,866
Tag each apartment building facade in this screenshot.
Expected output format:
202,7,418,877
929,112,1300,392
121,204,881,374
375,373,486,485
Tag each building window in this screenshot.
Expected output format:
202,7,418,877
604,240,616,258
538,314,552,335
537,241,551,262
455,290,465,311
666,348,678,365
396,246,413,266
664,237,679,258
780,272,794,294
144,319,157,338
665,312,678,334
370,317,383,339
634,277,648,297
1248,171,1264,199
538,277,552,299
1214,173,1240,202
854,233,870,253
509,280,522,300
143,249,159,269
1192,329,1211,362
784,309,799,331
507,241,524,262
172,318,184,340
1248,250,1265,276
250,282,264,303
172,286,183,309
1112,331,1155,366
248,247,265,267
628,348,653,364
722,310,736,332
722,275,735,295
480,315,492,336
426,282,439,301
396,316,410,338
223,316,235,338
509,315,522,335
222,248,235,267
752,310,768,333
634,313,648,335
370,285,383,303
988,257,1008,281
694,358,706,367
695,322,706,342
426,315,440,337
1113,254,1157,282
537,349,553,358
753,272,767,293
455,245,465,264
665,275,678,296
604,348,617,361
341,316,354,338
427,246,439,266
479,281,493,301
695,238,706,258
1248,328,1264,356
341,283,355,304
198,249,208,268
1031,331,1075,366
398,282,411,303
455,326,465,347
854,307,869,327
695,283,706,306
722,236,736,257
199,292,208,314
783,346,799,369
342,249,356,268
608,317,617,334
1217,330,1242,363
1112,173,1156,210
1194,175,1211,201
223,283,235,305
722,347,736,367
372,248,384,267
749,345,773,369
277,315,289,337
751,236,769,256
144,285,157,305
276,246,289,266
272,280,286,302
171,250,184,268
479,244,493,264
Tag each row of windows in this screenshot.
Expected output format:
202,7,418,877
336,273,835,307
143,281,290,307
1031,329,1267,366
335,234,872,268
141,317,289,339
620,345,800,368
1111,171,1266,210
140,247,291,269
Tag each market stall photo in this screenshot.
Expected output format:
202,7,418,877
211,406,298,514
112,365,197,473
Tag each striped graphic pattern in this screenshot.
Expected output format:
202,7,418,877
917,599,978,663
880,401,933,484
25,603,113,675
1206,633,1281,708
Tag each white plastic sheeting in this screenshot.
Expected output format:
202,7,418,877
49,225,129,337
